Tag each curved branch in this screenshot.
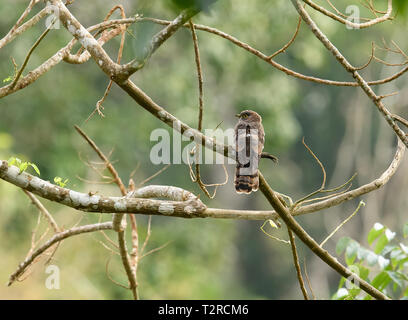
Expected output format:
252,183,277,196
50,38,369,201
0,18,134,99
0,0,43,50
291,0,408,149
138,17,408,87
268,15,302,59
294,138,405,216
49,0,123,78
8,221,113,286
302,0,393,29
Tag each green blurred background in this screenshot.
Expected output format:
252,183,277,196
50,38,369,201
0,0,407,299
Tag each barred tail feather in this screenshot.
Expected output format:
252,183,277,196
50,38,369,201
234,171,259,194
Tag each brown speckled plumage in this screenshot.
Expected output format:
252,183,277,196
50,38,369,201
234,110,264,194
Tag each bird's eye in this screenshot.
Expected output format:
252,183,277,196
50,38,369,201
242,114,248,119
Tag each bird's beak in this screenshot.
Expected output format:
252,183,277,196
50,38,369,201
235,114,240,118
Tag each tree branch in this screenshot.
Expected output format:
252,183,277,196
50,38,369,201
122,8,200,75
8,221,113,286
258,172,389,300
138,17,408,87
291,0,408,149
0,160,207,217
302,0,393,29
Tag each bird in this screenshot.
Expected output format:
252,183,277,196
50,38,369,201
234,110,265,194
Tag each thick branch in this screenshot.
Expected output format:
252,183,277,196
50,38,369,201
0,160,206,217
117,80,235,158
49,0,123,77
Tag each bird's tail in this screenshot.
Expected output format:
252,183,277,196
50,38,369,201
234,169,259,194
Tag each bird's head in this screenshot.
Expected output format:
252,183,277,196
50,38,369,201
235,110,262,122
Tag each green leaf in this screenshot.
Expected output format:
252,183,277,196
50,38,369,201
377,256,390,270
54,176,68,188
382,245,397,256
357,246,370,261
374,234,389,255
395,271,408,282
345,241,359,265
338,277,346,289
268,220,278,229
371,271,391,291
333,288,349,300
366,251,378,266
358,265,370,280
8,156,20,166
368,223,385,245
387,271,404,289
29,163,40,176
390,248,403,266
19,162,28,173
347,287,361,299
3,76,12,83
336,237,351,255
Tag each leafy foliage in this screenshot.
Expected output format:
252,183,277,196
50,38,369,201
54,176,68,188
2,76,12,83
333,222,408,300
8,157,40,176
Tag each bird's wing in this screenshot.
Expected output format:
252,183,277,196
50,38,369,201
258,123,265,155
235,122,248,155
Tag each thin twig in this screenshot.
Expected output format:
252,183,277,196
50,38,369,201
8,222,113,286
288,228,309,300
268,15,301,59
320,201,365,247
260,220,289,244
136,164,171,188
10,18,56,90
23,190,60,233
74,124,138,299
303,258,316,300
